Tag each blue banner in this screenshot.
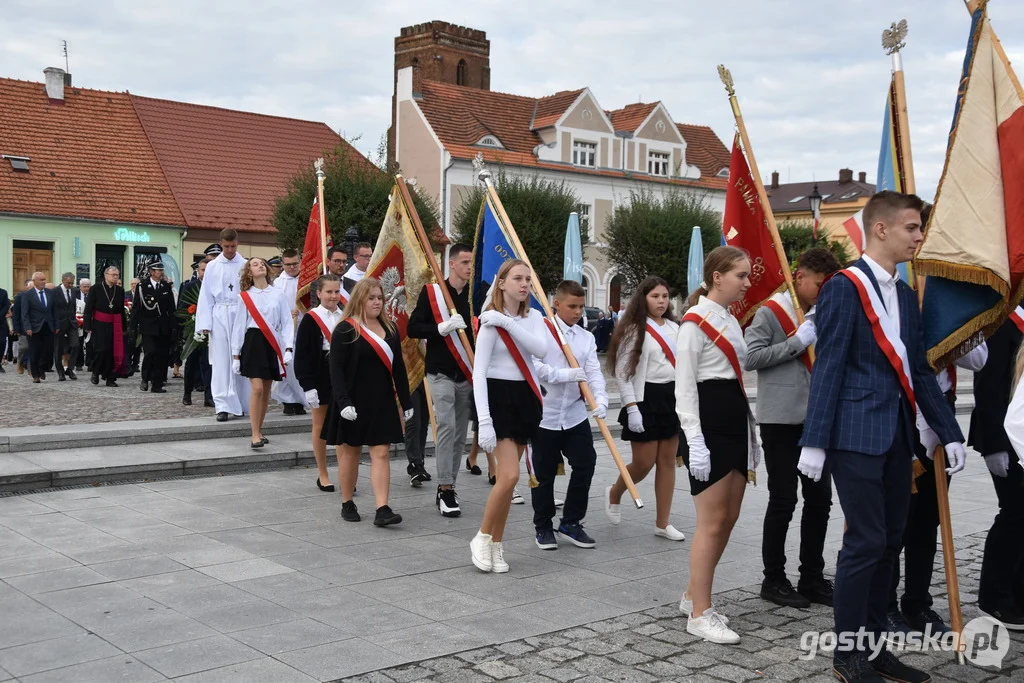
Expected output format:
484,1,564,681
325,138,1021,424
471,197,543,316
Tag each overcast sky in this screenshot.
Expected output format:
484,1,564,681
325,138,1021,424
5,1,1021,202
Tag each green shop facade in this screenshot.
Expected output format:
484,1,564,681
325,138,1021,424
3,213,185,293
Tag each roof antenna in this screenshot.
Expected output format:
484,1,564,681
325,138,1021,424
62,40,69,73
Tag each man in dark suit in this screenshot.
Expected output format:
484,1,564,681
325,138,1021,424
129,261,176,393
179,258,213,407
20,271,56,383
798,191,965,683
52,272,80,381
0,285,9,372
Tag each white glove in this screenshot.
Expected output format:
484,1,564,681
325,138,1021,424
688,434,711,481
798,447,826,482
920,427,942,459
85,332,92,344
752,442,763,472
555,367,587,384
626,405,644,433
404,408,415,421
304,389,319,409
341,406,358,421
283,350,293,366
591,404,607,420
943,442,967,475
231,359,241,375
479,310,511,330
193,331,206,343
985,451,1010,478
437,314,467,337
795,320,817,348
478,418,497,453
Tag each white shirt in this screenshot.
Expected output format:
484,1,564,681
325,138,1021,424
59,284,73,304
862,254,901,335
613,318,680,406
149,278,160,289
230,286,294,356
645,319,677,384
533,316,608,431
311,305,343,350
195,253,246,331
344,264,366,284
273,271,299,312
935,342,989,394
676,296,747,441
472,308,547,423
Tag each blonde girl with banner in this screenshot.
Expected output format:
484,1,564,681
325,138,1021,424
605,276,684,541
322,278,412,528
294,274,345,493
470,259,548,573
231,258,294,450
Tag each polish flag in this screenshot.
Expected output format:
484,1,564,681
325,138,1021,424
842,209,865,255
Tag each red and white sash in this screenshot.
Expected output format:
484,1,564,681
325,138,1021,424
764,296,813,373
493,314,543,403
839,267,916,412
1010,305,1024,334
311,307,341,350
645,318,676,368
338,284,350,307
681,311,745,393
426,283,473,383
240,290,286,378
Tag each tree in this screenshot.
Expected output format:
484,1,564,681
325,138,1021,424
776,218,852,266
272,144,441,251
451,172,587,294
605,189,723,297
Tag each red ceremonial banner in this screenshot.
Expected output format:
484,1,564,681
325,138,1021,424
296,197,330,313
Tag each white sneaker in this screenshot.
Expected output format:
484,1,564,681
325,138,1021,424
655,524,685,541
679,593,729,624
511,488,524,505
491,541,509,573
554,498,564,508
470,531,493,572
686,609,740,644
605,486,620,524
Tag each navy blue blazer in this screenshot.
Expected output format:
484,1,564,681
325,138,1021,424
19,287,56,335
800,258,962,455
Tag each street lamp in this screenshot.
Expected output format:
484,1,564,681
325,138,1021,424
808,183,823,245
345,225,359,263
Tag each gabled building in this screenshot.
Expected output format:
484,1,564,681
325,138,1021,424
766,168,874,245
391,21,730,309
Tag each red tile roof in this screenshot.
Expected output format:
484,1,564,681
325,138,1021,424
131,95,374,233
607,102,658,132
531,89,585,129
0,78,185,226
676,123,731,181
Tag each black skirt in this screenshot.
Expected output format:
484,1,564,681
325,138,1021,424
685,379,749,496
619,381,680,442
240,328,282,380
488,378,541,446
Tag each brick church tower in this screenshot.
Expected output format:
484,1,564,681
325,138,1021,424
388,21,490,165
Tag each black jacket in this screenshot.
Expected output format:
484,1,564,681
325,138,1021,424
20,287,56,334
969,319,1023,457
130,278,176,336
294,313,332,399
407,280,474,382
52,285,78,332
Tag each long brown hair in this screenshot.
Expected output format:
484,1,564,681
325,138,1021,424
484,259,531,318
343,277,396,335
607,276,673,380
685,246,749,308
238,257,275,291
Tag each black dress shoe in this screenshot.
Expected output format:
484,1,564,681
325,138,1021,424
317,477,336,492
760,578,811,608
91,373,100,385
151,387,167,394
260,436,269,445
282,404,295,416
833,654,885,682
216,412,229,422
66,369,76,380
182,395,192,406
203,400,215,408
106,378,118,387
58,376,66,382
293,405,306,415
870,650,930,683
32,377,40,383
250,440,264,449
140,379,149,392
798,577,834,606
466,457,482,475
489,475,496,486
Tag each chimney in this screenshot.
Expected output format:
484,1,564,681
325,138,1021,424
43,67,66,102
770,171,780,189
838,168,853,184
858,171,867,183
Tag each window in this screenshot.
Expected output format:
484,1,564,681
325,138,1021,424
787,195,805,204
572,140,596,167
474,135,503,148
2,155,30,172
456,59,467,86
648,151,669,177
578,204,591,239
717,167,730,178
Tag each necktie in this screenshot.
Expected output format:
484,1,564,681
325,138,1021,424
39,290,45,307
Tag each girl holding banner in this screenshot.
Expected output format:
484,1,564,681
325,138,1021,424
231,258,294,450
470,259,548,573
605,276,685,542
322,278,412,528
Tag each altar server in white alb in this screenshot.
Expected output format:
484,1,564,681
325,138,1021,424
271,248,308,415
195,228,251,422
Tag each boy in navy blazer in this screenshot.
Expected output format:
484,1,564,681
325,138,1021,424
798,191,965,683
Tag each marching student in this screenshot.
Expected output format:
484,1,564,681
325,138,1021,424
322,277,413,527
231,258,294,449
294,274,345,493
676,246,759,645
470,259,548,573
605,276,684,541
745,248,840,609
271,248,309,416
531,280,607,550
408,243,476,516
798,191,966,683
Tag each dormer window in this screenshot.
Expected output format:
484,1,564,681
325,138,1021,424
572,140,596,168
647,151,669,177
717,167,730,178
474,135,504,149
2,155,30,172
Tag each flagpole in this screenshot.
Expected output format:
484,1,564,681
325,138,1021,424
478,169,644,510
717,65,814,364
884,21,919,291
394,175,475,367
315,158,328,273
964,1,1024,99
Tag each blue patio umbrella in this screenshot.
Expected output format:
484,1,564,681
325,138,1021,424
687,226,704,296
563,212,583,283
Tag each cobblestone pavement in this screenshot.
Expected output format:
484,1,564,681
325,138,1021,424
337,531,1018,683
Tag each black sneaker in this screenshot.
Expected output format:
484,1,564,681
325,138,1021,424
535,528,558,550
798,577,834,606
373,505,402,527
904,607,949,639
216,412,229,422
870,650,930,683
557,522,596,548
282,404,295,415
980,603,1024,631
760,578,811,608
293,405,306,415
437,488,461,517
340,501,360,522
833,654,885,682
408,463,429,487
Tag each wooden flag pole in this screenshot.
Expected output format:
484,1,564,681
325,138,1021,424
479,170,644,509
394,175,475,367
717,65,814,364
315,158,328,273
